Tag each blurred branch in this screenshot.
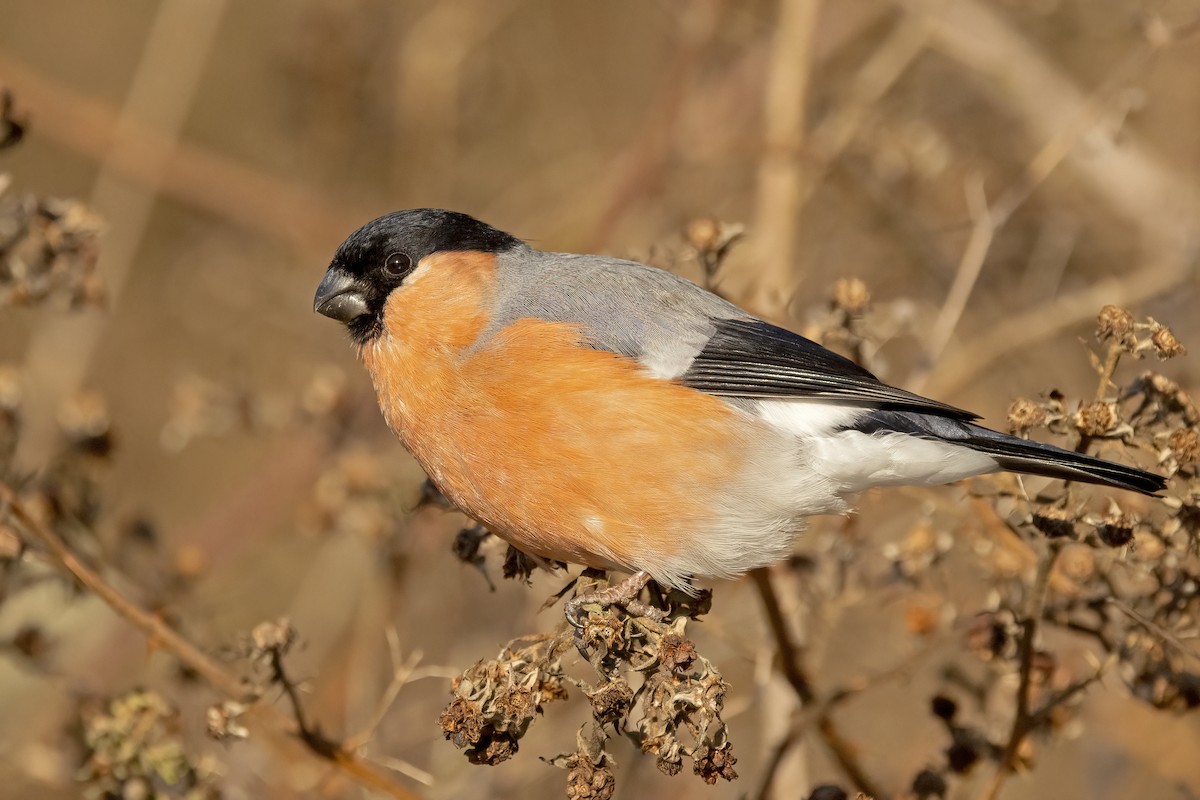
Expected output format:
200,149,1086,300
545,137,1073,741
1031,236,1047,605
743,0,822,317
741,8,929,316
0,480,421,800
923,254,1193,399
897,1,1200,256
584,0,723,252
0,49,361,256
914,173,995,391
1107,598,1200,664
393,0,529,198
904,7,1200,393
978,540,1062,800
750,567,886,799
16,0,229,464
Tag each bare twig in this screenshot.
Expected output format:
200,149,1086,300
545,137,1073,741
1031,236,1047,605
750,567,886,799
913,174,995,390
924,256,1193,399
0,49,361,255
898,1,1200,255
1107,598,1200,664
744,0,823,316
0,481,421,800
18,0,229,463
978,540,1063,800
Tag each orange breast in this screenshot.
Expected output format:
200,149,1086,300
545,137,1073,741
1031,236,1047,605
360,251,754,573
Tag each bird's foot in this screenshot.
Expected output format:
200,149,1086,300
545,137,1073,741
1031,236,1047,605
564,570,667,629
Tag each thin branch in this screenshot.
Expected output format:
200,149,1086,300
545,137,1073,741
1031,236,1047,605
912,174,995,390
0,481,421,800
750,567,886,799
978,540,1063,800
1107,598,1200,664
0,48,361,256
923,255,1193,399
750,567,815,704
745,0,823,317
0,482,246,700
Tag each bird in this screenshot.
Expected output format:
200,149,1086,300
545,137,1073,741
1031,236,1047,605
313,208,1165,618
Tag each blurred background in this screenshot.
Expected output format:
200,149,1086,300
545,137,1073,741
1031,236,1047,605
1,1,1199,798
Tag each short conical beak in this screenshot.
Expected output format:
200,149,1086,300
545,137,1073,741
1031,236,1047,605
314,268,368,323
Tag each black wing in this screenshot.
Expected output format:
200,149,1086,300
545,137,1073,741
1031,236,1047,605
680,318,978,420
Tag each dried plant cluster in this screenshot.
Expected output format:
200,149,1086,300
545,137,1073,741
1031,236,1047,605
437,569,736,796
2,198,1196,800
769,294,1197,800
0,89,104,310
4,4,1200,787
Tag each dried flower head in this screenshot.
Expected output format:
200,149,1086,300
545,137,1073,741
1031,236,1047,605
1074,401,1117,437
1096,305,1136,348
832,277,870,314
439,635,569,765
1169,427,1200,466
206,701,249,742
1008,397,1047,434
1096,512,1135,548
1033,506,1077,539
1150,324,1186,360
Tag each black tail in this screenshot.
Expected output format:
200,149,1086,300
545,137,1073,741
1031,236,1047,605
847,410,1166,496
961,425,1165,495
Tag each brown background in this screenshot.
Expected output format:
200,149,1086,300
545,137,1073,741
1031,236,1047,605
1,1,1199,798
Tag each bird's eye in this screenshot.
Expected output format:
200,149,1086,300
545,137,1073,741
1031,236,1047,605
383,252,412,279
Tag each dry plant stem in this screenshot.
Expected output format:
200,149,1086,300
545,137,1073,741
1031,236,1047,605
584,0,720,251
18,0,229,465
0,49,361,255
926,256,1191,400
746,0,822,315
915,174,995,389
750,568,814,703
0,482,246,700
750,568,886,799
1095,342,1122,402
979,539,1063,800
900,1,1200,254
0,481,420,800
1107,599,1200,665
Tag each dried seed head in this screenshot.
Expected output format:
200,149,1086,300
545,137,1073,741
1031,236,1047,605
587,680,634,727
1033,506,1076,539
1096,513,1135,548
912,768,948,798
946,736,981,774
502,545,537,583
1169,427,1200,465
1096,305,1135,346
693,742,738,785
1075,401,1117,437
250,617,296,659
832,277,870,314
965,612,1015,660
57,389,113,452
905,601,940,637
206,701,249,742
564,753,615,800
659,633,697,671
685,217,722,253
1151,325,1186,360
1007,397,1047,433
930,695,958,721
